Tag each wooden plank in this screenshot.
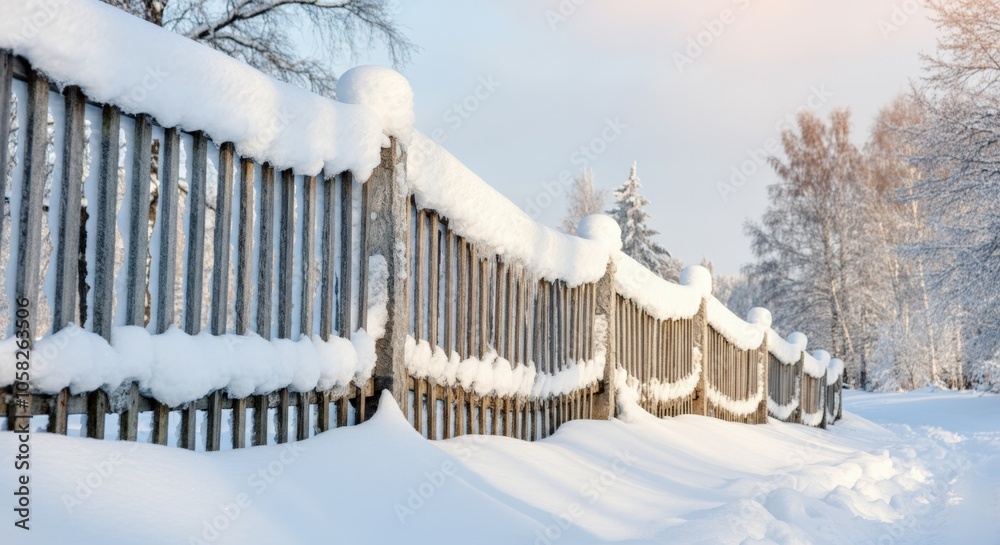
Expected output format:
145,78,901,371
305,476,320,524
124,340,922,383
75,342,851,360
179,133,208,451
455,388,466,437
443,386,453,439
52,86,85,331
413,378,424,436
274,170,295,444
495,259,506,359
205,142,235,452
48,86,86,436
443,229,454,354
428,214,440,347
316,172,336,435
300,175,316,337
456,239,468,358
91,104,120,340
233,159,255,336
210,143,235,334
479,256,489,357
277,170,295,339
125,114,153,326
319,172,335,341
86,102,121,440
154,129,180,333
338,172,353,338
231,158,254,449
469,245,479,357
183,132,209,334
357,179,369,330
414,208,426,340
299,175,317,441
0,52,12,267
253,164,276,446
428,378,438,440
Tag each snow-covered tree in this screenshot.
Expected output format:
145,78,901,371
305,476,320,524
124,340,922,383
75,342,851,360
607,162,681,280
561,169,607,235
744,109,894,386
904,0,1000,389
102,0,414,96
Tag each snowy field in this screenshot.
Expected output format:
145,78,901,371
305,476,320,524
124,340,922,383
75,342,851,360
1,389,997,544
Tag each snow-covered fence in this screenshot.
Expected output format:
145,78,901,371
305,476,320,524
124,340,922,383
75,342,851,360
765,330,844,428
0,49,380,448
0,0,844,451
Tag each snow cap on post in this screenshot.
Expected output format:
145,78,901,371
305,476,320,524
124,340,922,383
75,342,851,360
787,332,808,351
827,358,845,385
746,307,772,329
338,66,415,146
577,214,623,253
680,265,713,296
812,350,831,368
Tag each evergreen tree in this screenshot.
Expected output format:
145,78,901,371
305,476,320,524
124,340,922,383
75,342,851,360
607,162,680,279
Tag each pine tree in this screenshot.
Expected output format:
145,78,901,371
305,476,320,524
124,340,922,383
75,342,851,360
561,169,607,235
607,162,680,279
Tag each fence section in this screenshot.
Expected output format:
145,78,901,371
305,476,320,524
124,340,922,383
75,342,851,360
0,54,374,449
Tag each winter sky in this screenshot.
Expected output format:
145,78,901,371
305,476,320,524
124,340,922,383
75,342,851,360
343,0,938,275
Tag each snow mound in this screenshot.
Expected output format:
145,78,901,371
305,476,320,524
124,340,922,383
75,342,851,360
337,66,415,147
577,214,623,253
746,307,772,329
828,358,845,385
680,265,713,295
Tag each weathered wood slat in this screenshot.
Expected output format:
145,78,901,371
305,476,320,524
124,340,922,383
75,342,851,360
53,86,85,332
231,158,255,449
338,172,353,338
319,172,336,341
428,214,440,347
178,133,209,450
444,229,454,355
274,170,295,443
414,208,426,340
299,175,317,441
125,114,152,325
205,142,235,452
184,132,209,334
48,86,86,436
0,52,12,269
253,164,276,446
154,129,180,333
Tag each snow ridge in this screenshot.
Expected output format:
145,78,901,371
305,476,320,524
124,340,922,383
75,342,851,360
0,0,389,179
0,324,375,407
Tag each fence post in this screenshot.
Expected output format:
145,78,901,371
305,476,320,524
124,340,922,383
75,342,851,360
819,369,828,430
793,354,804,424
365,138,410,415
755,340,768,424
691,298,709,416
592,261,617,420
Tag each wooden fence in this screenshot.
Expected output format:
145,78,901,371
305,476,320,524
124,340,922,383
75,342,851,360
0,47,842,452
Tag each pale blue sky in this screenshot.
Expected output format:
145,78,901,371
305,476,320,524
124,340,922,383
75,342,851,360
339,0,937,275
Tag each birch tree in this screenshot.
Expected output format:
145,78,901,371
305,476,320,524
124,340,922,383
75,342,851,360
561,169,607,235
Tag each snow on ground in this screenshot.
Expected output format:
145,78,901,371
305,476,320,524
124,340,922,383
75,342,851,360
1,389,997,544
